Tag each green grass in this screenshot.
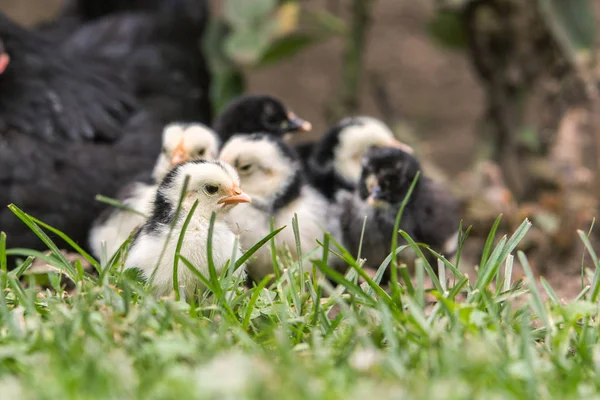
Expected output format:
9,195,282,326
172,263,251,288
1,205,600,400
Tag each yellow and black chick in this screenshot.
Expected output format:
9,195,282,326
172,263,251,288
89,123,220,259
336,146,459,273
307,116,413,200
125,159,250,298
219,133,342,282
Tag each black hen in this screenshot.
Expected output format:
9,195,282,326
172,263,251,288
0,1,211,253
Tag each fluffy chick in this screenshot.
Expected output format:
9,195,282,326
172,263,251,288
124,159,251,298
89,122,220,258
213,94,312,144
308,116,413,200
337,146,460,272
219,134,341,281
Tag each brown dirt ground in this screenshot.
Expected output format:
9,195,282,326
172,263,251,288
0,0,597,301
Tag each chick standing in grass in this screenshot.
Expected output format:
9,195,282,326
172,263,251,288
219,134,341,281
89,123,220,258
124,159,251,298
337,146,460,273
213,94,312,144
307,116,414,200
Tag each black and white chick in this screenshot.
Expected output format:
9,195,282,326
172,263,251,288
336,146,460,272
213,94,312,144
307,116,414,200
219,134,341,281
89,123,220,258
124,159,251,298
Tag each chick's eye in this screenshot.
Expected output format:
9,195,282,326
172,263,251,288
162,147,168,154
204,184,219,195
196,148,206,156
239,164,252,172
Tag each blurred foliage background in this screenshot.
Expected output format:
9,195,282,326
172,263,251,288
2,0,600,288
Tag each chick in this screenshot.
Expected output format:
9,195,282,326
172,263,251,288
219,134,341,281
307,116,413,200
124,159,251,298
151,122,221,181
337,146,459,272
213,94,312,144
89,123,220,258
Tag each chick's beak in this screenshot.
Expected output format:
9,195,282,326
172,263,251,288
170,140,189,166
285,111,312,133
0,53,10,75
367,186,383,206
388,138,414,154
217,185,252,206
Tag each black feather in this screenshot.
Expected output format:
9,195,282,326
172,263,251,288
306,118,363,200
214,95,291,143
0,3,211,253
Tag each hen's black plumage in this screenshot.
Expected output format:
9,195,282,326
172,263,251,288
337,147,460,272
0,1,211,252
213,95,311,144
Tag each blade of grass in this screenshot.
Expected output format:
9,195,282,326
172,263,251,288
269,217,281,279
578,230,600,302
178,255,237,321
235,226,285,271
400,231,443,293
476,237,506,289
356,216,368,260
291,213,305,295
242,275,272,330
540,277,560,305
518,251,551,333
0,232,6,289
503,254,514,293
95,194,148,218
415,258,425,307
318,232,331,290
325,236,394,306
426,248,465,280
391,172,420,297
438,259,446,293
313,260,378,307
29,216,102,273
581,219,595,293
371,245,411,291
479,214,503,268
8,204,77,279
172,200,199,301
10,256,34,279
454,222,471,275
207,212,218,287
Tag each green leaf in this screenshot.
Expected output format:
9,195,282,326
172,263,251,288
203,19,236,71
223,0,278,30
225,30,273,65
211,70,246,116
258,33,319,68
427,11,468,50
545,0,596,51
303,9,347,36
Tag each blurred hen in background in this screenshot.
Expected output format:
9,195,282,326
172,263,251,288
0,0,212,252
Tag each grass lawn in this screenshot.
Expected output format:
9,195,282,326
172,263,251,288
1,204,600,400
